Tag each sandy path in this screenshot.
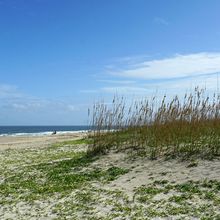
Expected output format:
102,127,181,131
0,132,86,151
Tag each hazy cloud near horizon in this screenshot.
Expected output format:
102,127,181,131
0,84,87,125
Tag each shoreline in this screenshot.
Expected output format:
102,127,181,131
0,131,86,151
0,130,88,137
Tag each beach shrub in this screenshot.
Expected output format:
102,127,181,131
88,87,220,159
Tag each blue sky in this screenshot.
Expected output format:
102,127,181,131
1,0,220,125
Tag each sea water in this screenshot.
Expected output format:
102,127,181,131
0,126,89,137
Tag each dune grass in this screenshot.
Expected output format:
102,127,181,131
88,87,220,159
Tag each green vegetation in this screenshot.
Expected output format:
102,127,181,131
0,151,127,203
49,138,91,149
88,87,220,159
0,139,130,219
133,179,220,219
0,138,220,219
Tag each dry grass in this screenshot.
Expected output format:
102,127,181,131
88,87,220,159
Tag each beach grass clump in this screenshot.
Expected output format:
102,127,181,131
88,87,220,159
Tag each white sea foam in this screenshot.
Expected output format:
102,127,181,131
0,130,88,137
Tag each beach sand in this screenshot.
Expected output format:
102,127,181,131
0,132,86,151
1,134,220,219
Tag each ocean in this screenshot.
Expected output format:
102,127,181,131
0,126,89,137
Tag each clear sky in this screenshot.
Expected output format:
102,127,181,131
1,0,220,125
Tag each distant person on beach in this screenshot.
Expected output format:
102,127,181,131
52,131,57,135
